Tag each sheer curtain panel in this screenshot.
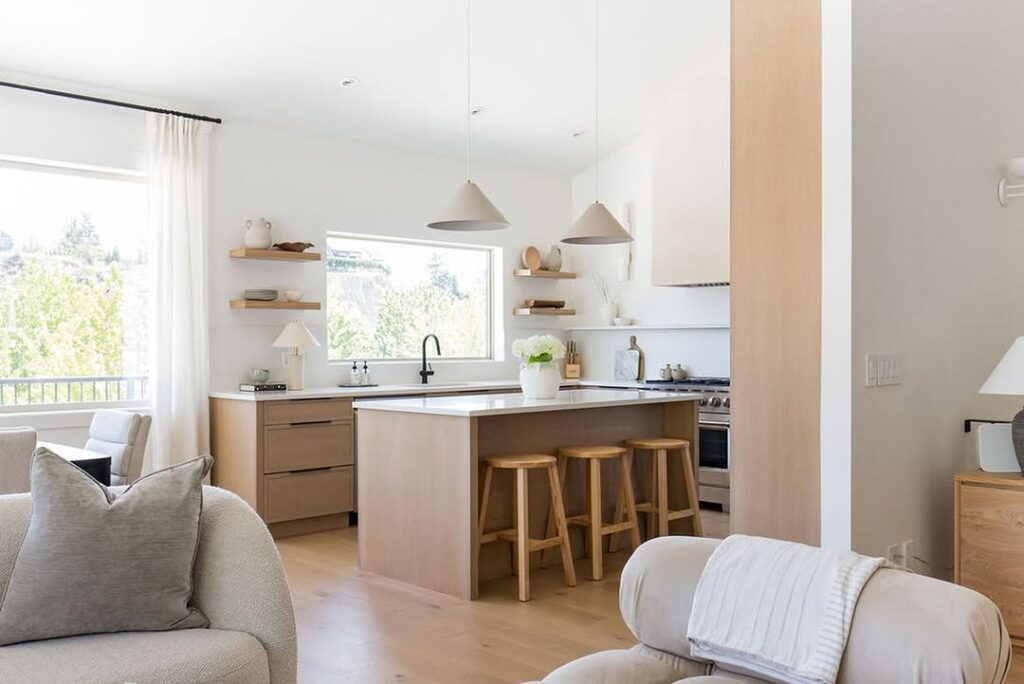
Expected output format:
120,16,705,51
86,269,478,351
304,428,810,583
146,114,211,471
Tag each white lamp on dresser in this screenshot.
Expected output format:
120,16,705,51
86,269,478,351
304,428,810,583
272,320,320,390
979,336,1024,471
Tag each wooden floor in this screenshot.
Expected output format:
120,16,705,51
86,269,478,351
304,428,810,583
276,509,730,683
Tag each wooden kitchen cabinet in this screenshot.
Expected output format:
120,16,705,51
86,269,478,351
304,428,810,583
210,397,355,538
955,470,1024,646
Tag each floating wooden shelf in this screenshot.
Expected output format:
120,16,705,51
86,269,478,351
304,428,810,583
230,300,321,310
513,269,576,280
513,308,576,316
229,248,321,262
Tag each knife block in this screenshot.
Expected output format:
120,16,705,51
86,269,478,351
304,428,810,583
564,360,581,379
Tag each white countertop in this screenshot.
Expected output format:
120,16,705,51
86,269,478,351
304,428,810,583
352,389,701,417
209,378,652,402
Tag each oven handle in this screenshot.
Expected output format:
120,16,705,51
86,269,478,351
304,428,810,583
699,420,730,429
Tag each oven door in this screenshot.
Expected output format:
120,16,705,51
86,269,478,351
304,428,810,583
698,421,730,471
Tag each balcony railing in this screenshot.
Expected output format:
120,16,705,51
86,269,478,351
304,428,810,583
0,375,149,407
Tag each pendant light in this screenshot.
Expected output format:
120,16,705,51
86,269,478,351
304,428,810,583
428,0,509,231
562,0,633,245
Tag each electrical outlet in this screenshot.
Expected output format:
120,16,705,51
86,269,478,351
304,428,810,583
901,539,914,572
885,543,899,565
865,353,878,387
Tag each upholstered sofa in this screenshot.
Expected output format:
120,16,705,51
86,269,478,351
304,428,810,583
536,537,1011,684
0,486,297,684
0,426,36,495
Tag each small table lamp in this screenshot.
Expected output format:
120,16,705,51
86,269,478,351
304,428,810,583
980,336,1024,471
272,320,320,390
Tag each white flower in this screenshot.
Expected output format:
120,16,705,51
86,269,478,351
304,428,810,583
512,335,566,364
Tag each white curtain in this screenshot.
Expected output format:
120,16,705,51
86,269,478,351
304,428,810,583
146,113,211,471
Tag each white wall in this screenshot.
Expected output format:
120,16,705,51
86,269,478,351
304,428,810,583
849,0,1024,575
208,119,569,389
566,137,730,379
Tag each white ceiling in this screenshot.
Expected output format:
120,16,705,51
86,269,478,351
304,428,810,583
0,0,727,176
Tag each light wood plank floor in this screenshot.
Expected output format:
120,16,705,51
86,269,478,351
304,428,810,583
276,510,730,683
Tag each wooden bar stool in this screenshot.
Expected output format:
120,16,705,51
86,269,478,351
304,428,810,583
612,438,702,549
478,454,576,601
544,445,641,581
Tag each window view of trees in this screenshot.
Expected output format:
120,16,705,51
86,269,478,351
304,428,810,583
326,235,492,361
0,166,148,406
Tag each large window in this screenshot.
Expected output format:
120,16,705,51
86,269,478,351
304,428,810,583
0,161,148,407
326,233,495,361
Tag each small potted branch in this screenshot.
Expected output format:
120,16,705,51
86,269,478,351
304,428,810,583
593,273,623,325
512,335,566,399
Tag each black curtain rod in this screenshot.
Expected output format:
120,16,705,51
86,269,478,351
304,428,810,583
0,80,222,124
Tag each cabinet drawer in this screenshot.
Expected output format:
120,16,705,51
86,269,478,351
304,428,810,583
264,466,353,523
265,422,352,474
263,399,352,425
958,483,1024,638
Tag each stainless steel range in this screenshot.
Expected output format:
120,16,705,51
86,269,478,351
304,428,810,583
642,377,731,511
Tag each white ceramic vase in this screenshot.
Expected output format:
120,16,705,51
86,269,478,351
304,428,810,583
600,302,618,326
244,217,273,249
519,362,561,399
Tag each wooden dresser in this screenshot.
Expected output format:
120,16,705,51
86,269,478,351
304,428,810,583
955,470,1024,646
210,396,354,538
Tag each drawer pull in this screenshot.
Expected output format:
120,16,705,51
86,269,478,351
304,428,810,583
289,419,333,426
292,466,334,474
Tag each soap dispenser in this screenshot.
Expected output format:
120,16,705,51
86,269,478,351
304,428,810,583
361,361,371,386
349,361,360,386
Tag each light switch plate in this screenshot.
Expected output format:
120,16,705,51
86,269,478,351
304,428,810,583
865,352,878,387
877,352,902,386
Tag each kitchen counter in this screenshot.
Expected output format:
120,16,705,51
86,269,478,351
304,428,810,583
356,388,700,599
209,378,652,401
353,389,701,417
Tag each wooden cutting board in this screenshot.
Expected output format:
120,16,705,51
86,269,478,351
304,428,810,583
523,299,565,308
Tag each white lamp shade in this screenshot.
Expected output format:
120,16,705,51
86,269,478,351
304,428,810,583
980,337,1024,395
272,321,320,349
561,201,634,245
428,181,509,231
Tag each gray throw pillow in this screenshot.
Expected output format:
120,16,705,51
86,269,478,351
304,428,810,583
0,448,213,646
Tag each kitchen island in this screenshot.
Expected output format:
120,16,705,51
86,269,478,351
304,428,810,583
354,389,701,599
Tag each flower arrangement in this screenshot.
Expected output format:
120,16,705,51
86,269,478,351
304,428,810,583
592,272,623,305
512,335,566,365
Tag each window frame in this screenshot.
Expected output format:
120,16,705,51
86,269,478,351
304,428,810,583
324,231,499,364
0,155,150,413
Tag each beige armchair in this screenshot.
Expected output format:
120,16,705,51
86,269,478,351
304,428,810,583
537,537,1011,684
0,427,36,495
0,486,297,684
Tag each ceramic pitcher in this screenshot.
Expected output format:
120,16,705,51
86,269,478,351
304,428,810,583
244,217,273,249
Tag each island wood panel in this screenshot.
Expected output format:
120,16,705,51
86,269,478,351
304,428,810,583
357,410,479,599
474,401,700,583
730,0,822,545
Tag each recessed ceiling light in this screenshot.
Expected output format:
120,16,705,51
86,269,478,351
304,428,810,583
572,129,588,138
339,77,359,88
471,106,486,116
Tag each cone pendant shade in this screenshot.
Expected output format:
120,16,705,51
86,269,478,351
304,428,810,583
428,180,510,231
561,201,632,244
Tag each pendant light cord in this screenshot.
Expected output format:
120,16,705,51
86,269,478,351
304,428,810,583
466,0,472,182
593,0,600,204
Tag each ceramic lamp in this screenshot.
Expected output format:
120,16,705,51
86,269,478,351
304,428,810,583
272,320,320,390
979,337,1024,471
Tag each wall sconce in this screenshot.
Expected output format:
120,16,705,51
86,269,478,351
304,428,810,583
998,158,1024,206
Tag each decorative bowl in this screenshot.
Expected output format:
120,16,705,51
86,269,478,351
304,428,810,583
613,317,633,326
283,290,304,302
273,242,314,253
249,368,271,382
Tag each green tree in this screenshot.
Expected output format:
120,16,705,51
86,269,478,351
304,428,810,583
56,212,103,265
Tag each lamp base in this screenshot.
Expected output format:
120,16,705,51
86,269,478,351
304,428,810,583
286,352,305,390
1012,407,1024,473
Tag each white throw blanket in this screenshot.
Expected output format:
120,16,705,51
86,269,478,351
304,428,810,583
686,535,885,684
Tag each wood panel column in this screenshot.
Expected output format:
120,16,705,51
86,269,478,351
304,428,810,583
730,0,822,544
